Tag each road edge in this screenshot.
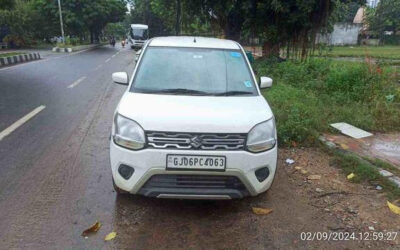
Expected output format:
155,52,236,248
0,52,41,67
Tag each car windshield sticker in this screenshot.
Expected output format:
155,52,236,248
230,52,241,58
244,80,252,88
193,55,203,59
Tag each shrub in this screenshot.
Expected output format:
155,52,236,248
3,34,27,48
253,58,400,146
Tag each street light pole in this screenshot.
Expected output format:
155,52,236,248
57,0,65,44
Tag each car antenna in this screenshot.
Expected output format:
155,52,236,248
193,37,196,43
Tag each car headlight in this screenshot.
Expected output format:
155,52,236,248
246,119,276,153
113,114,145,150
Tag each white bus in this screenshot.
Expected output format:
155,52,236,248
128,24,148,50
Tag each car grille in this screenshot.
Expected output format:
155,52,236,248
146,131,246,150
142,175,247,190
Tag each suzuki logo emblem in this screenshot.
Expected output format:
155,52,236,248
190,136,202,148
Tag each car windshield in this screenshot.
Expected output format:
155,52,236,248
130,28,148,40
130,47,258,96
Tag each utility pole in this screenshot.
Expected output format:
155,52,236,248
57,0,65,44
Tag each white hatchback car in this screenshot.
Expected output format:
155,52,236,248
110,36,277,199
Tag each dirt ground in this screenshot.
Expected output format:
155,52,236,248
107,148,400,250
1,79,399,249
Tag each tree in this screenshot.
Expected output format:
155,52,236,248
104,22,127,39
367,0,400,39
0,0,39,46
333,1,361,23
1,0,127,45
184,0,245,40
0,0,15,10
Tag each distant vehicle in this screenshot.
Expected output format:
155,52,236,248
110,36,277,200
128,24,148,50
110,37,116,47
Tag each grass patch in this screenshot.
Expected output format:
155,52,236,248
253,58,400,146
0,52,24,58
317,46,400,60
331,151,400,200
369,158,400,177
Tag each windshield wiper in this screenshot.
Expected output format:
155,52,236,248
214,91,254,96
149,88,211,95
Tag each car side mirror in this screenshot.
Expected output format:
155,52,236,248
260,76,273,89
112,72,129,85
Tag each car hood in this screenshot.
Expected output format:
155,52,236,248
117,92,273,133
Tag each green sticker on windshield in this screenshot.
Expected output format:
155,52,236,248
244,80,252,88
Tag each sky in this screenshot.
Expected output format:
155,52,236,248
367,0,380,8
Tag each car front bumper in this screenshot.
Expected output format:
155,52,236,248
110,140,277,199
130,42,144,49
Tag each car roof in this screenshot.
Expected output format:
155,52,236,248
148,36,240,50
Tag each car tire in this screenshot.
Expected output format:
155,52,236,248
113,178,128,195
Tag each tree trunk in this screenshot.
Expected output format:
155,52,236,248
223,1,243,41
90,31,94,44
262,41,280,58
175,0,181,35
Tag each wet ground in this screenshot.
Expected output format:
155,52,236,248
324,133,400,169
0,45,399,249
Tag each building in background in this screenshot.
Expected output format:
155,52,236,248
317,9,363,46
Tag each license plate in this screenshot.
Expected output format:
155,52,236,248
166,155,226,170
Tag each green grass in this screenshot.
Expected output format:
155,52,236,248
253,58,400,146
331,151,400,200
0,52,24,58
370,158,400,177
317,46,400,60
254,57,400,197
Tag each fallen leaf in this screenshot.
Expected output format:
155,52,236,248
294,166,302,170
301,170,308,175
81,221,102,237
387,200,400,215
347,173,355,180
340,143,349,150
252,207,273,215
308,175,321,180
104,232,117,241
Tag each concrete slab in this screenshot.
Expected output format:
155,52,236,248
388,176,400,188
330,122,373,139
379,169,394,177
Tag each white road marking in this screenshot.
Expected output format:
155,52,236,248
0,105,46,141
111,54,116,58
105,58,111,63
67,76,86,89
94,64,103,70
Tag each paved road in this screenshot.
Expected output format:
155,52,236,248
0,45,396,249
0,45,130,248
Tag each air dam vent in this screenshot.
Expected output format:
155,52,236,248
138,175,250,199
146,131,246,150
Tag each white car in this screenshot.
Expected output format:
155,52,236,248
110,36,277,199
